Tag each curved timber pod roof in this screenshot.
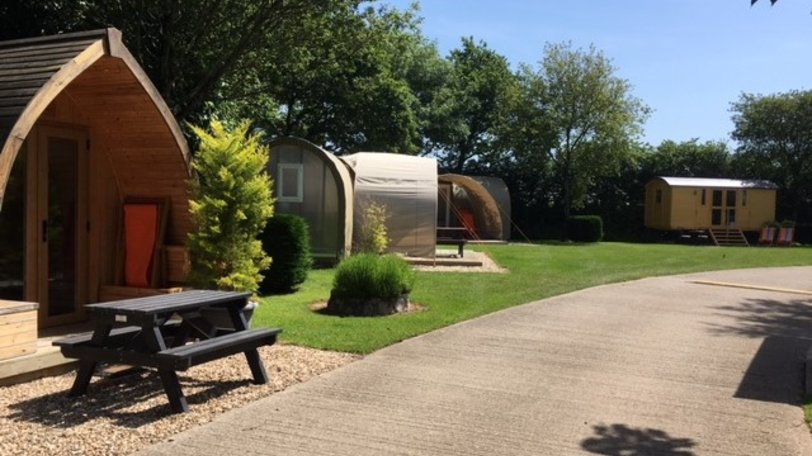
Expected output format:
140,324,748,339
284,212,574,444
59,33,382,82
438,174,503,240
0,28,190,243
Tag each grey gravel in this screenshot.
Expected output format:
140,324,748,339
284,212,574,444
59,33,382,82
0,345,359,456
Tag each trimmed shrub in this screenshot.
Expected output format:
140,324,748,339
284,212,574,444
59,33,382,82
259,214,312,294
331,254,414,301
186,119,273,293
567,215,604,242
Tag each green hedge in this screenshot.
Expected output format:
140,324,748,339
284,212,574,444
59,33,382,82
331,254,414,301
259,214,312,293
567,215,604,242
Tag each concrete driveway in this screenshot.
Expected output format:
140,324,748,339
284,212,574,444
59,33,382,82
140,267,812,456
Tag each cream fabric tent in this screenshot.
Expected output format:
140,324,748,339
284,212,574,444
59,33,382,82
342,153,437,258
268,137,354,260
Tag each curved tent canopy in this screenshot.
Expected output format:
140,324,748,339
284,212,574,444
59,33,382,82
470,176,511,240
438,174,503,240
0,28,190,311
342,152,437,258
268,137,354,259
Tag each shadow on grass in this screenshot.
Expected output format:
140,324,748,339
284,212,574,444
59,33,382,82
706,298,812,405
7,370,250,428
581,423,696,456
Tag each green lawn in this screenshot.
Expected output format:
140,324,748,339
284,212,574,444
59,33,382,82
253,242,812,354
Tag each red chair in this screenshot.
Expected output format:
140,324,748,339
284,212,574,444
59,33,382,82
458,209,478,239
758,226,776,246
776,226,795,247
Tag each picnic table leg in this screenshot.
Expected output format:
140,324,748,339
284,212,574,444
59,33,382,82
226,300,269,384
245,349,269,384
69,360,98,397
68,322,113,397
458,243,464,257
142,324,189,413
158,369,188,413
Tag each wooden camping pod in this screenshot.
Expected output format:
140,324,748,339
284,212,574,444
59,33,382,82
0,28,191,332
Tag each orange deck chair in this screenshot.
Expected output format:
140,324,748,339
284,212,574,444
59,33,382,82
116,197,169,289
776,226,795,247
458,209,479,240
758,226,777,246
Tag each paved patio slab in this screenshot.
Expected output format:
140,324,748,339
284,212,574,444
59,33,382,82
139,267,812,456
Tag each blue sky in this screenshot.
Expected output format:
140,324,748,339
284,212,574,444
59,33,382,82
383,1,812,146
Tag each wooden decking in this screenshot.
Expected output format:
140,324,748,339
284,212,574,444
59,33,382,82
0,322,92,386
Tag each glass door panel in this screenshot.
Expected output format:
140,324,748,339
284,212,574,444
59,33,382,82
725,191,736,227
45,137,79,317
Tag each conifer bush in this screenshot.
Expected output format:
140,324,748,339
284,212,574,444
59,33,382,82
259,213,312,293
186,119,274,293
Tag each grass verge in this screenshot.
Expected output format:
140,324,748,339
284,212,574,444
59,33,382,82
253,242,812,354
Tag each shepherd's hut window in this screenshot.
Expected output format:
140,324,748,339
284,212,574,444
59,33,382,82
655,189,662,204
742,190,747,207
278,163,304,202
701,189,706,205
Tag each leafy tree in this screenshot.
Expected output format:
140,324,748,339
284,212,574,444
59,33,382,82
219,3,445,154
731,90,812,222
640,139,732,180
186,120,273,293
0,0,348,125
425,37,516,172
514,42,649,220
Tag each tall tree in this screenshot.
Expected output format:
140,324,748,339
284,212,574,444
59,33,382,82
0,0,347,125
425,37,516,172
516,42,649,220
218,3,445,154
731,90,812,222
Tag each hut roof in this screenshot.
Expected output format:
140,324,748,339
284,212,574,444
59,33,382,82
0,28,188,206
656,177,777,189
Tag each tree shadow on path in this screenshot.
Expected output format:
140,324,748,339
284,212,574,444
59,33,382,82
706,297,812,405
581,423,696,456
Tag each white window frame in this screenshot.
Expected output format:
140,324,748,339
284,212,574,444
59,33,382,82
277,163,304,203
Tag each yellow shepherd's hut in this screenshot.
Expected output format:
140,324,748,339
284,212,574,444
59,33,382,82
645,177,777,232
0,28,191,363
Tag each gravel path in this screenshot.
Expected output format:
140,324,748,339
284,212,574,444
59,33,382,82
0,345,359,456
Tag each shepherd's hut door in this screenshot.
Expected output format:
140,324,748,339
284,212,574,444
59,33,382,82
31,125,89,328
711,189,736,228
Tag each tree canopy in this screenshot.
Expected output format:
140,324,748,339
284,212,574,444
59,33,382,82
731,90,812,222
510,42,649,219
424,37,516,172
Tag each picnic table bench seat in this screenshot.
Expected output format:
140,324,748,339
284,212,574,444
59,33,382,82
54,325,280,372
158,327,280,371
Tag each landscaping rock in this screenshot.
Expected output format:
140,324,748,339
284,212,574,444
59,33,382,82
327,293,410,316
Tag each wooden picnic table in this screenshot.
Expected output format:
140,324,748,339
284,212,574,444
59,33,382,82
54,290,281,413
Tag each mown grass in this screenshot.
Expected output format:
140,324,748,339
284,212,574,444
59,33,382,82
806,399,812,426
253,242,812,354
